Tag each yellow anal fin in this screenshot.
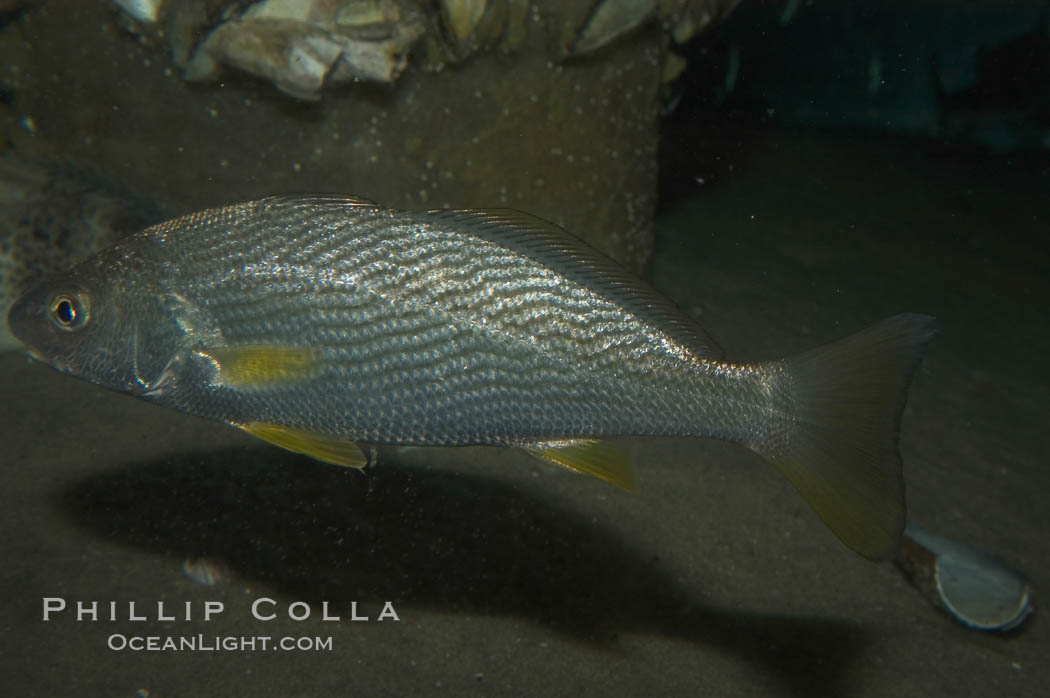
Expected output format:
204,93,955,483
522,439,637,492
202,345,319,388
239,421,367,470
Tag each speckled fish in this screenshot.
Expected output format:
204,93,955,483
6,195,935,560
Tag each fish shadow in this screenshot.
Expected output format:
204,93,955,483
59,447,869,697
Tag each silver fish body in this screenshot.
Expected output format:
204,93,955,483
7,195,935,560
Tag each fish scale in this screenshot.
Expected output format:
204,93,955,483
7,194,937,560
139,198,750,443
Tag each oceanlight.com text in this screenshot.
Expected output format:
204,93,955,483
107,634,334,652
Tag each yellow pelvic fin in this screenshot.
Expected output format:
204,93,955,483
239,421,368,470
203,345,319,387
522,439,637,492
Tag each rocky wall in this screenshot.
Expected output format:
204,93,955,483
0,0,740,275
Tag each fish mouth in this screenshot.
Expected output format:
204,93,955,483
22,345,72,374
6,287,50,359
11,324,72,372
11,335,47,364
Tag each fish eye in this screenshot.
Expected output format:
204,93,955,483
49,293,88,331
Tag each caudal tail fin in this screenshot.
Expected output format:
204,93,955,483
758,314,936,561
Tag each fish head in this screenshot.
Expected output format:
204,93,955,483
6,250,192,398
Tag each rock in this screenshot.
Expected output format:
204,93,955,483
182,1,426,99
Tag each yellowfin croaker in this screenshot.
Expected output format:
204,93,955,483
6,195,935,560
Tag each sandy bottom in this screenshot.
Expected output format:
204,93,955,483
1,125,1047,697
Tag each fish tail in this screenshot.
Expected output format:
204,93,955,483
757,313,936,561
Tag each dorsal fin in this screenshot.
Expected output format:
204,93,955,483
421,208,724,360
253,194,381,211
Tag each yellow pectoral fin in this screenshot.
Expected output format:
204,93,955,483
239,422,368,470
522,439,637,492
202,345,320,388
